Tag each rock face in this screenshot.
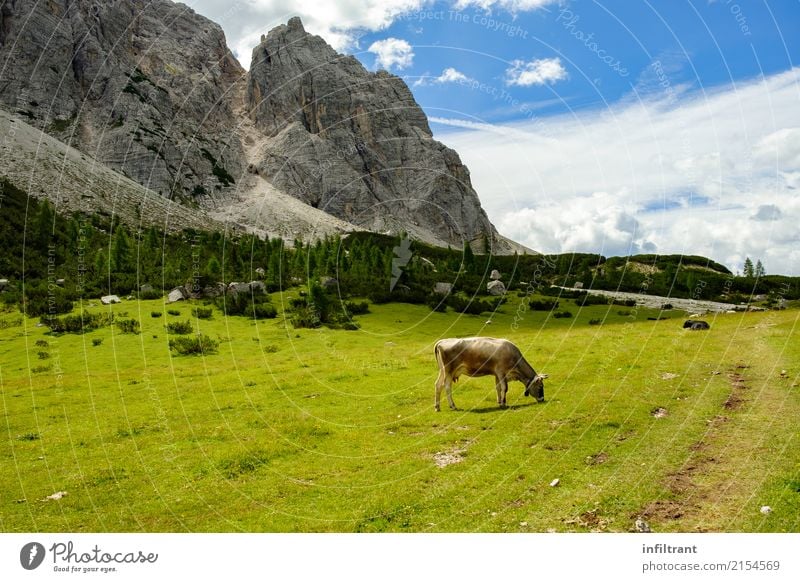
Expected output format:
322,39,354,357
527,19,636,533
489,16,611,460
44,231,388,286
245,17,503,249
0,2,522,253
0,0,245,201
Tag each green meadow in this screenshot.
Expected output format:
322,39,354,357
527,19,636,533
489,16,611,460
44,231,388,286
1,294,798,532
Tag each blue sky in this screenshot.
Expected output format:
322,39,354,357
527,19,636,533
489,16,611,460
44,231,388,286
188,1,800,275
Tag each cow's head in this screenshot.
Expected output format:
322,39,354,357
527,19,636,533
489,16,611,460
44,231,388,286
525,374,548,402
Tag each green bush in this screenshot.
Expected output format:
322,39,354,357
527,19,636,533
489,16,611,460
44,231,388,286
193,307,213,319
169,334,219,356
528,298,559,311
576,294,609,307
35,339,49,347
151,311,162,318
42,311,111,334
552,311,573,319
251,303,277,319
166,320,193,334
37,351,50,359
92,338,103,346
116,318,140,334
167,309,181,316
344,301,370,316
138,289,164,300
589,318,603,326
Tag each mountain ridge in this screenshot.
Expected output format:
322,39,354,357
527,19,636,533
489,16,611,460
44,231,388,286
0,0,528,254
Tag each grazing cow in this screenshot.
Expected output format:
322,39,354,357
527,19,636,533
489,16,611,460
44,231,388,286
683,320,710,330
434,337,547,411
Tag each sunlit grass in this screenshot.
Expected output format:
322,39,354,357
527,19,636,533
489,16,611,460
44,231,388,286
1,294,798,532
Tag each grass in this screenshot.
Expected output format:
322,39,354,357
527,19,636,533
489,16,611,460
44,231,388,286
0,294,798,532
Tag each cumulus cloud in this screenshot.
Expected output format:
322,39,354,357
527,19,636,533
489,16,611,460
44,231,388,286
751,204,783,221
187,0,426,68
368,38,415,70
453,0,557,12
431,68,800,275
413,67,474,87
505,58,568,87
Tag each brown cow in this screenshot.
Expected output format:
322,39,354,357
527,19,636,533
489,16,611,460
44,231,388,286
434,337,547,411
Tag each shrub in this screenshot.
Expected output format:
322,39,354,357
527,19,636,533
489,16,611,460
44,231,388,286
251,303,277,319
42,311,111,334
138,289,164,300
165,320,193,335
611,299,637,307
167,309,181,316
35,339,49,347
588,318,603,326
344,301,370,316
151,311,163,318
263,344,279,354
528,298,559,311
193,307,213,319
576,294,609,307
92,338,103,346
552,311,573,319
169,334,219,356
116,318,140,334
37,351,50,359
617,310,632,317
661,303,674,310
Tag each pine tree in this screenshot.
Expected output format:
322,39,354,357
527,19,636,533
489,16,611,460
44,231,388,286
755,260,765,278
112,227,131,273
743,257,754,278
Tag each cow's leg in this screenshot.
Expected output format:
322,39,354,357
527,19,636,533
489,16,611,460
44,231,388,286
434,370,445,412
495,377,503,405
445,378,457,410
497,376,509,408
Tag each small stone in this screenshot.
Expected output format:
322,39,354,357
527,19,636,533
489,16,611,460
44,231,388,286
635,517,651,533
44,491,67,501
549,478,560,487
760,505,772,515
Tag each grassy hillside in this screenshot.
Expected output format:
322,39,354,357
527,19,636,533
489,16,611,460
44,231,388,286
1,294,798,532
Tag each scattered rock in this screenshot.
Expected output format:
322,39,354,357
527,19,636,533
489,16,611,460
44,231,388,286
635,517,652,533
585,452,609,465
433,448,466,468
490,269,502,281
433,282,453,295
651,407,668,418
487,280,506,296
167,288,186,303
100,295,121,305
760,505,772,515
661,373,679,380
549,478,560,487
44,491,67,501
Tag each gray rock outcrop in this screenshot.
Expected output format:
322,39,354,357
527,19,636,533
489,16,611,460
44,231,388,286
246,17,506,249
0,0,245,201
0,3,525,254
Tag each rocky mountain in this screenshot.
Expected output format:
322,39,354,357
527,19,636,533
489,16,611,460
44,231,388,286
0,1,524,253
0,0,244,202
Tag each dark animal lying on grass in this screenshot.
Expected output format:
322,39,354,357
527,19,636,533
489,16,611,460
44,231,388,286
683,320,710,330
433,337,548,411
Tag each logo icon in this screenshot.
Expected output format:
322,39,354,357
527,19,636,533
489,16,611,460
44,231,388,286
20,542,46,570
390,235,412,291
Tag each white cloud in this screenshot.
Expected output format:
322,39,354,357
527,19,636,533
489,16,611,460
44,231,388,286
413,67,474,87
187,1,558,69
186,0,427,68
431,68,800,275
453,0,556,12
505,57,568,87
368,38,414,70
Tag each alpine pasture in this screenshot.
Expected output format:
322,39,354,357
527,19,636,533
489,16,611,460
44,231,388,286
1,294,798,532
